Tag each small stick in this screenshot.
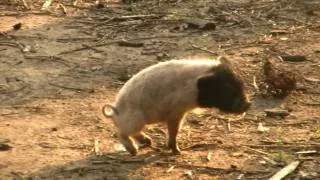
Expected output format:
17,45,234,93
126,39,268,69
24,55,70,67
191,44,217,55
48,82,94,93
227,119,231,131
118,40,144,47
115,14,165,20
261,156,278,165
245,147,270,156
253,76,259,91
206,152,212,161
269,161,300,180
56,37,98,42
58,34,187,55
295,150,317,155
81,44,104,53
303,76,320,83
2,85,28,94
41,0,54,10
279,55,306,62
166,166,175,173
20,0,30,10
94,139,100,155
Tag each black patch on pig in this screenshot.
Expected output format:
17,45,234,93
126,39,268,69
197,64,249,113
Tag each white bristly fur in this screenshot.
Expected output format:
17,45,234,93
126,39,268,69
103,59,221,135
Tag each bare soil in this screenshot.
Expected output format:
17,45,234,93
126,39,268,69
0,0,320,179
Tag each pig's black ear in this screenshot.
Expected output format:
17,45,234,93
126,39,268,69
197,73,216,88
197,72,220,107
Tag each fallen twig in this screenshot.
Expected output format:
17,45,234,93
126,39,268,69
166,165,175,173
182,143,217,151
155,161,269,176
0,85,29,94
56,37,98,42
20,0,30,10
259,140,320,146
118,40,144,47
48,82,95,93
295,150,317,155
279,55,306,62
245,146,270,156
191,44,217,55
303,76,320,83
7,34,47,40
266,118,319,126
300,101,320,106
58,34,189,55
81,44,104,53
24,55,70,67
0,143,12,151
0,41,24,51
114,14,165,21
227,119,231,131
269,161,300,180
253,76,259,91
244,143,320,149
0,112,19,116
41,0,54,10
93,139,101,155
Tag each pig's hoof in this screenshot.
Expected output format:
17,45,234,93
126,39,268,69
171,148,181,155
142,137,152,147
128,148,138,156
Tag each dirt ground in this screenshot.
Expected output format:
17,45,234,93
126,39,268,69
0,0,320,179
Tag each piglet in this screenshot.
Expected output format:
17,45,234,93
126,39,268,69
102,57,251,155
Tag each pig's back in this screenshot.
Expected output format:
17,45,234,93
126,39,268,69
114,59,220,122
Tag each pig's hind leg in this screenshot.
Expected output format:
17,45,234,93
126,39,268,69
118,134,138,156
117,112,146,156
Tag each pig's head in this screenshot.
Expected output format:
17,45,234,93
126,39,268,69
197,58,251,114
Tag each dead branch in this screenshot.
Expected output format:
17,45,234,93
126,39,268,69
20,0,30,10
259,140,320,146
295,150,317,155
118,40,144,47
191,44,217,55
0,112,19,116
303,76,320,83
115,14,165,21
41,0,54,10
279,55,306,62
81,44,104,53
48,82,94,93
0,41,24,51
182,143,217,151
56,37,98,42
23,55,71,67
58,34,188,55
266,118,319,126
93,139,101,155
244,143,320,149
0,85,29,95
155,161,270,176
245,147,270,156
269,161,300,180
253,76,259,91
